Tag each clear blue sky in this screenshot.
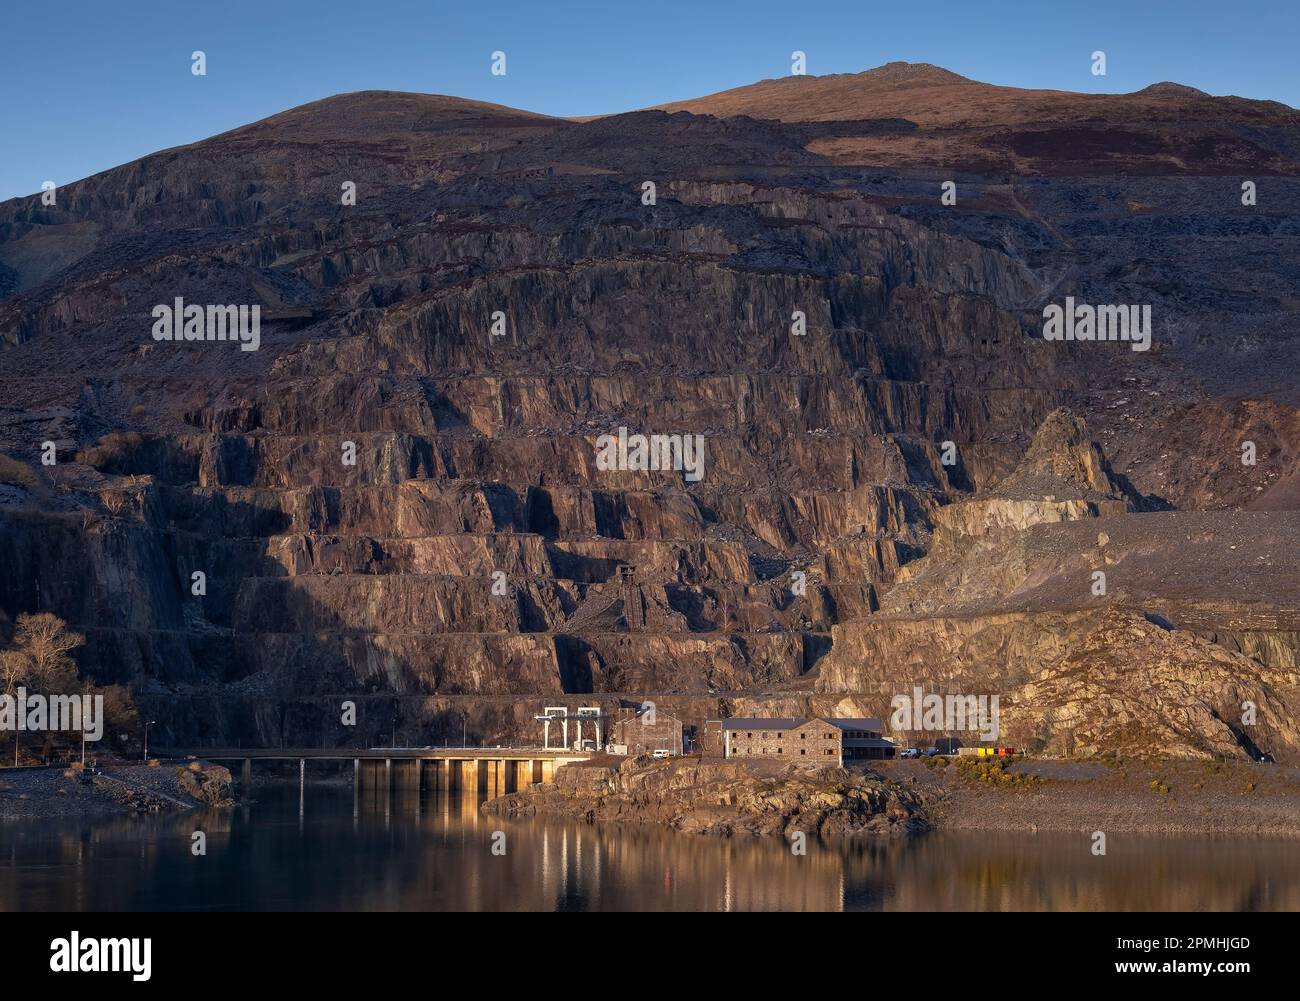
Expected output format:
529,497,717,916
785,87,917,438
3,0,1297,200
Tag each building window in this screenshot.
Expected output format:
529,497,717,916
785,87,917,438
800,749,806,755
825,749,833,755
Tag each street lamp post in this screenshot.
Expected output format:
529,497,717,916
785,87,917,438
142,720,156,763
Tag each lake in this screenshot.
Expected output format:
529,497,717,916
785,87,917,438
2,784,1297,911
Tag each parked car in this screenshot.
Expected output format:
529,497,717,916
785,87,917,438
898,748,919,759
923,748,942,757
649,749,672,760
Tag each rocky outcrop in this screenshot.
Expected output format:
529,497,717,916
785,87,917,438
818,606,1300,762
173,761,234,806
918,408,1137,545
482,756,930,837
807,411,1300,764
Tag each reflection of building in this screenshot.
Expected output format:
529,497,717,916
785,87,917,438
535,706,605,751
721,718,894,766
610,709,683,756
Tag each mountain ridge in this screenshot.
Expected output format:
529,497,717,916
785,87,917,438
3,62,1298,208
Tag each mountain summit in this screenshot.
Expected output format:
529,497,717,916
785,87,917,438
652,60,1300,173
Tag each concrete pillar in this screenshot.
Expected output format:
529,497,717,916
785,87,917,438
242,758,252,789
353,758,360,795
461,759,476,793
542,759,555,784
385,758,392,792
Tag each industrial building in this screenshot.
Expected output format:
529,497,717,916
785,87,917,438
719,717,895,766
609,708,684,756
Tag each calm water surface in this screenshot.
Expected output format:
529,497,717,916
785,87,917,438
2,785,1297,911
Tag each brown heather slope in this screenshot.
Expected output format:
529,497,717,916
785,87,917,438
655,61,1300,174
0,67,1298,760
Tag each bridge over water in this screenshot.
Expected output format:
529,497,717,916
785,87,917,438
160,747,593,796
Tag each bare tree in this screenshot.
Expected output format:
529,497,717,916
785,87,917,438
2,613,85,764
10,612,83,693
0,648,27,697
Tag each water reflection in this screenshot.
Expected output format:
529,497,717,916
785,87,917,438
1,785,1297,911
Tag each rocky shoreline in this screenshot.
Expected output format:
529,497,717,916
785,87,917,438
916,757,1300,839
482,755,931,837
482,755,1300,840
0,760,234,819
8,753,1298,840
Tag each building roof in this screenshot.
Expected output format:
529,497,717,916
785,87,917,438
825,718,884,732
615,710,681,723
721,717,884,732
721,718,806,731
